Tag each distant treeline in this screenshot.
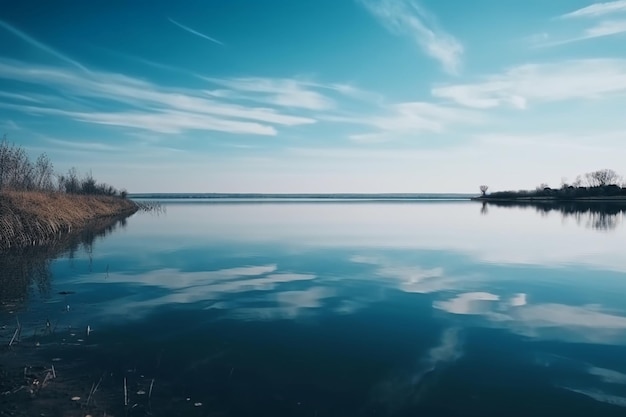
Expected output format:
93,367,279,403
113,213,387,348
481,169,626,200
0,136,127,198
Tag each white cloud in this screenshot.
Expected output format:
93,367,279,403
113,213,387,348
433,59,626,108
73,110,279,135
340,101,484,142
45,138,122,152
0,60,323,135
531,2,626,47
561,1,626,19
585,18,626,36
204,77,336,110
0,119,20,132
358,0,463,74
536,19,626,47
0,91,42,103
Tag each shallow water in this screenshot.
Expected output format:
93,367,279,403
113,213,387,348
2,200,626,416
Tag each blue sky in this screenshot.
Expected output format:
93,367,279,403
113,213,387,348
1,0,626,193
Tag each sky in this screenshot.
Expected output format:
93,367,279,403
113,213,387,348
1,0,626,193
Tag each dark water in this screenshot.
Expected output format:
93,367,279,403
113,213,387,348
2,200,626,416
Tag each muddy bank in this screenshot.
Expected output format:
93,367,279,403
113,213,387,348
0,191,138,251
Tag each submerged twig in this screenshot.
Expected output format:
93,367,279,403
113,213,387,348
94,373,104,394
8,327,19,347
8,315,23,346
86,382,96,406
42,371,53,387
148,378,155,399
123,377,128,406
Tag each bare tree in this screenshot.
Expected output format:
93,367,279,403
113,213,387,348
572,176,583,188
1,138,126,196
6,145,34,190
64,167,80,194
479,185,489,196
584,169,621,187
80,171,98,195
33,153,55,191
0,135,10,189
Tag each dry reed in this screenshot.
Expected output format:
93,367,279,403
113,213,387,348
0,190,138,251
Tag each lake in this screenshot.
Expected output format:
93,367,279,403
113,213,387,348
2,200,626,416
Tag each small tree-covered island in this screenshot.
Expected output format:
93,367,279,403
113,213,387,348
475,169,626,201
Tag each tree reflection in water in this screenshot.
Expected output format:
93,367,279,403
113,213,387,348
480,201,626,231
0,216,129,309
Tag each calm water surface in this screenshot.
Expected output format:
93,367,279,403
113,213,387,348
2,201,626,416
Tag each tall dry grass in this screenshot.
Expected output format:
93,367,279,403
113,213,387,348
0,190,138,250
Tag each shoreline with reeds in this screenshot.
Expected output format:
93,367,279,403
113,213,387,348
0,190,138,251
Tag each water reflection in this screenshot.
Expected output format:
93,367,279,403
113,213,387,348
2,202,626,417
481,200,626,230
0,215,130,309
373,327,463,413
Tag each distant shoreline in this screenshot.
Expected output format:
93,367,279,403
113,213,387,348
129,193,475,200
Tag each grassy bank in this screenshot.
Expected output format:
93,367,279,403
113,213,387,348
0,191,138,251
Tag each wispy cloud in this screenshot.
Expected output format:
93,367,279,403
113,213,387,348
358,0,463,74
561,0,626,19
432,59,626,109
0,91,42,103
339,101,484,142
533,19,626,47
585,18,626,36
0,19,88,71
530,2,626,47
0,119,20,132
205,77,336,110
45,138,123,152
168,18,224,46
0,59,330,135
